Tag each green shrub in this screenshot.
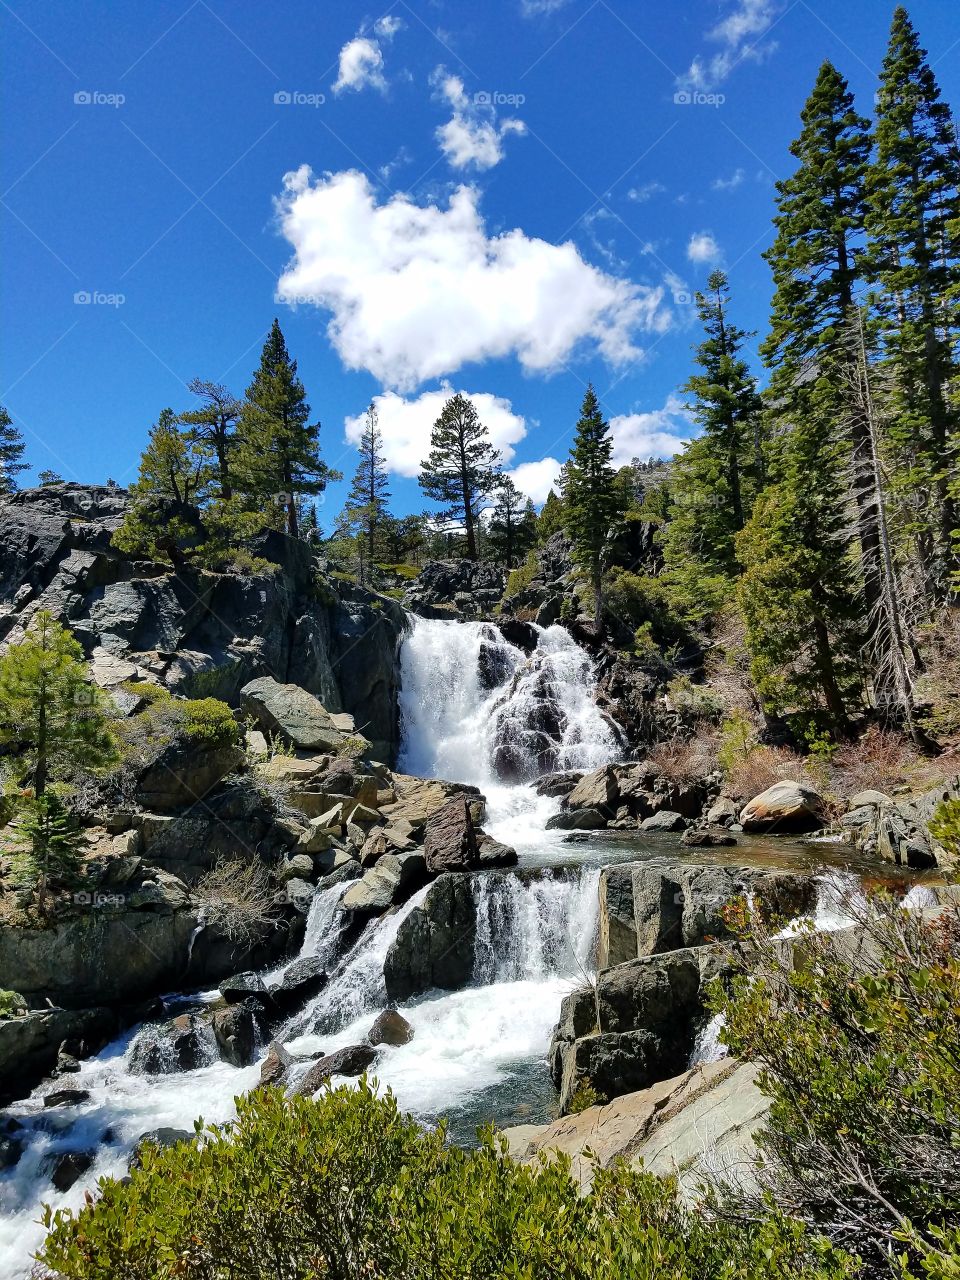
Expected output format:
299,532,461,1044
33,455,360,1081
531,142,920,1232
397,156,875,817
376,561,420,580
666,674,725,723
603,568,686,647
929,799,960,860
39,1079,854,1280
715,892,960,1276
503,548,539,601
0,989,26,1018
180,698,240,749
567,1077,605,1113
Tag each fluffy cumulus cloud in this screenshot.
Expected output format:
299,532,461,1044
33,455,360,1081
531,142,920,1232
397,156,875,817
687,231,722,264
678,0,781,91
344,386,528,478
332,15,402,95
608,394,694,466
434,71,526,171
275,167,669,390
508,456,564,504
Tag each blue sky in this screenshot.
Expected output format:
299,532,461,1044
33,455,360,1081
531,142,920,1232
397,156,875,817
2,0,958,527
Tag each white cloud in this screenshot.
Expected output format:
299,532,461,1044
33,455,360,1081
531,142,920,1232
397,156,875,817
373,15,403,38
433,70,526,171
508,456,564,505
344,386,528,478
687,231,722,264
333,37,386,94
608,394,694,466
711,167,745,191
332,17,401,95
521,0,572,13
275,167,669,390
627,181,665,203
678,0,781,91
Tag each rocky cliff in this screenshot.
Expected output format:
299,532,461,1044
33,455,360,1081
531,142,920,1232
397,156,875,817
0,483,405,762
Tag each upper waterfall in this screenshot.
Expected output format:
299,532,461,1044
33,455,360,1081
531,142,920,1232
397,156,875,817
398,617,620,789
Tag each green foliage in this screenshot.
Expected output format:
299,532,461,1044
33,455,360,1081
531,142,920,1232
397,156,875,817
17,791,86,907
603,568,685,650
928,799,960,860
180,698,239,750
567,1077,605,1113
0,611,116,796
341,403,392,575
486,476,537,568
715,893,960,1274
0,989,26,1018
502,548,539,602
562,385,624,623
536,488,566,543
376,561,420,580
233,319,339,539
717,712,757,775
663,272,764,592
178,378,241,500
0,404,27,494
419,393,502,561
666,675,724,724
39,1078,855,1280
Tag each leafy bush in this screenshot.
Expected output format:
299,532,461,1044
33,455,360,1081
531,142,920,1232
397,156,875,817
715,893,960,1276
603,568,687,649
503,548,539,601
180,697,240,749
0,989,26,1018
666,674,725,724
39,1079,854,1280
929,799,960,861
566,1077,606,1113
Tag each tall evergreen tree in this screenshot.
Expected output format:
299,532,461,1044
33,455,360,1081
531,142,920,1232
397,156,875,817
343,404,391,569
536,489,566,544
419,394,501,560
0,611,115,798
0,406,27,495
487,477,536,567
179,379,242,501
663,271,763,615
112,409,209,567
561,385,622,625
235,321,337,539
761,63,882,629
866,6,960,594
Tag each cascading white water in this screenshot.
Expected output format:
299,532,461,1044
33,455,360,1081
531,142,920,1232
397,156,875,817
398,617,619,853
0,614,617,1278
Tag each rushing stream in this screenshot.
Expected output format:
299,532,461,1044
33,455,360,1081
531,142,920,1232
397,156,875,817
0,617,620,1276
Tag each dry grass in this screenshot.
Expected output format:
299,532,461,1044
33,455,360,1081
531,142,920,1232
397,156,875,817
647,731,719,785
194,857,279,946
830,726,944,800
723,744,810,802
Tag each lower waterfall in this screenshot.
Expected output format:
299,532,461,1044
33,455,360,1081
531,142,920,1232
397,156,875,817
0,614,618,1278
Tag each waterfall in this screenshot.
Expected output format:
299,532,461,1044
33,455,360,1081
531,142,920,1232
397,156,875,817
0,614,616,1278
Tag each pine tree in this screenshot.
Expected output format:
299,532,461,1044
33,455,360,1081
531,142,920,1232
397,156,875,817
179,379,242,501
343,404,391,571
0,406,27,495
561,385,622,625
112,409,209,566
761,64,882,629
663,271,763,613
0,611,115,798
537,489,566,543
866,6,960,594
487,477,536,567
18,793,86,913
235,321,338,539
419,393,502,560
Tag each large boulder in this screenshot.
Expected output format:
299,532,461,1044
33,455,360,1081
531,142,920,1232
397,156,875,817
0,1006,121,1105
384,874,476,1001
128,1013,214,1074
368,1008,414,1046
292,1044,378,1095
137,739,243,812
598,862,816,968
423,794,479,873
241,678,349,752
740,780,826,832
212,999,265,1067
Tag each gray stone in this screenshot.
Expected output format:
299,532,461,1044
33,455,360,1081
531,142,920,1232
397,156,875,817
270,956,328,1015
212,999,263,1068
241,677,345,752
292,1044,378,1094
43,1087,91,1107
258,1041,293,1089
640,810,686,832
384,874,476,1002
368,1008,414,1046
219,972,267,1004
740,780,826,832
424,794,479,873
545,807,608,831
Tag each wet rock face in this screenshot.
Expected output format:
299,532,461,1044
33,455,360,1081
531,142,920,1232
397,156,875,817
383,875,477,1002
423,795,479,874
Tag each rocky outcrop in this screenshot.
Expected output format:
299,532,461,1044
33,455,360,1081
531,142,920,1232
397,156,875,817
552,761,717,833
403,560,505,621
598,861,816,968
423,795,479,873
501,1058,766,1196
240,678,358,753
548,943,733,1113
292,1043,378,1095
0,483,405,763
739,780,827,832
383,874,476,1002
843,776,960,870
0,1007,124,1105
